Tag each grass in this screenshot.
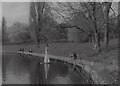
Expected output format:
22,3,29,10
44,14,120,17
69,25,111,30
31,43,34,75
3,38,118,64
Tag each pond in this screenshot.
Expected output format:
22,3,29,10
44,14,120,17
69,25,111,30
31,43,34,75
2,52,93,84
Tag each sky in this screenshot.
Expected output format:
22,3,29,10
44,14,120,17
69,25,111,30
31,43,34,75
0,2,2,28
0,1,119,27
2,2,30,27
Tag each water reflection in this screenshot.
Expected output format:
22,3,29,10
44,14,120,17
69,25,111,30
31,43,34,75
0,52,2,85
2,52,90,84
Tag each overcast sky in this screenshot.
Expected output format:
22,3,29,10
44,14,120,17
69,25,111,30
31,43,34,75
0,1,118,27
2,2,30,27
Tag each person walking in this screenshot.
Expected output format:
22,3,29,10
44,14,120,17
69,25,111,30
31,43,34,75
70,52,78,60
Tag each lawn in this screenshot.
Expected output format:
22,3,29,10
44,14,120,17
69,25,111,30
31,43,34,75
3,38,118,65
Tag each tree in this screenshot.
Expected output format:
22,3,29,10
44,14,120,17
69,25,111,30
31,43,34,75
56,23,68,41
2,17,9,44
108,16,118,39
19,31,31,43
68,2,102,52
29,2,46,47
40,27,60,42
51,2,105,52
91,2,101,52
69,2,115,51
102,2,112,47
50,2,85,32
118,2,120,39
8,22,31,43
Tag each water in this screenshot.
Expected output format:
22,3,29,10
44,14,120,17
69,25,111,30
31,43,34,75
0,52,2,85
2,52,92,84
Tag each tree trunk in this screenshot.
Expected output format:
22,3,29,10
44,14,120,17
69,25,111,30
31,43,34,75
94,30,101,52
35,23,40,48
118,2,120,39
103,2,112,47
33,2,45,48
92,2,101,52
36,32,40,48
104,26,109,47
104,14,109,47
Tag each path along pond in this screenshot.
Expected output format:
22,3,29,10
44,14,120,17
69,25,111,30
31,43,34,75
2,52,94,84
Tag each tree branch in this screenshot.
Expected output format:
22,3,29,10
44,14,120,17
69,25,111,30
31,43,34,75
110,6,116,18
69,25,85,32
82,2,95,24
51,3,86,32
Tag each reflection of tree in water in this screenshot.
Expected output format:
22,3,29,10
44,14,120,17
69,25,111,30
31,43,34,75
2,53,32,83
68,64,91,84
7,54,30,75
3,53,46,84
2,53,91,84
68,66,86,84
47,61,69,82
13,54,30,70
2,53,8,83
29,58,45,84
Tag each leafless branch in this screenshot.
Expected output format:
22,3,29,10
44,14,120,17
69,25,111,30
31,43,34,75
110,6,116,18
82,2,95,23
51,2,86,32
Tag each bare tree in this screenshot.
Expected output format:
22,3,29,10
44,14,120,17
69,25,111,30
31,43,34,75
50,2,102,51
91,2,101,52
118,2,120,39
29,1,45,47
102,2,113,47
70,2,115,51
68,2,102,52
50,2,85,32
